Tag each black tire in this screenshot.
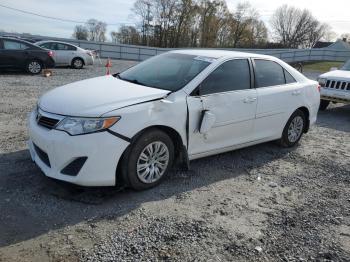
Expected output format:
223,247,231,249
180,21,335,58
26,60,42,74
279,110,306,148
121,129,174,190
319,99,330,111
71,58,84,69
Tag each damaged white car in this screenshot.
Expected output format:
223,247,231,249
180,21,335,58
318,60,350,110
28,50,320,190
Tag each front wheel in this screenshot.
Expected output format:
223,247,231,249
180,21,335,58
319,100,330,111
279,110,306,148
121,129,174,190
26,60,42,74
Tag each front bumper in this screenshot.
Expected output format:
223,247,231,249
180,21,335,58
321,88,350,103
27,111,129,186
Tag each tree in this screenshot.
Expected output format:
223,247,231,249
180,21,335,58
270,5,330,48
72,25,88,40
126,0,267,48
86,19,107,42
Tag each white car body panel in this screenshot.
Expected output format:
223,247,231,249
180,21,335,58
39,75,170,117
28,50,320,186
319,69,350,103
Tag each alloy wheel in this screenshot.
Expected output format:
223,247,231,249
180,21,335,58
136,141,170,184
287,116,304,143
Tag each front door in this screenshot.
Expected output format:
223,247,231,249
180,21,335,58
187,59,257,157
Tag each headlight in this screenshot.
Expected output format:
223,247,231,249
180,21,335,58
56,116,120,135
318,78,327,87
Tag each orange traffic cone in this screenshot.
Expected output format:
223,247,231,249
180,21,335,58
105,58,112,75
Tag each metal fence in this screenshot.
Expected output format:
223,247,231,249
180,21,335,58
2,32,350,63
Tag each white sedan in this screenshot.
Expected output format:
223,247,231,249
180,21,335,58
35,40,94,69
27,50,320,189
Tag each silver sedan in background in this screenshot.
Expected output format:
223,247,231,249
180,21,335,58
35,40,94,69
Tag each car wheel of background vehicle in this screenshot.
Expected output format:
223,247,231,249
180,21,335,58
121,129,174,190
279,110,306,148
71,58,84,69
26,60,42,74
319,99,330,111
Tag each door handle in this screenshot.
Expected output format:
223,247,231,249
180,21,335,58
292,90,301,96
243,97,257,104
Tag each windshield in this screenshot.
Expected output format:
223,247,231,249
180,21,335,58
118,53,212,91
341,60,350,71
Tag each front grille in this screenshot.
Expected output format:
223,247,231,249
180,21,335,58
37,115,60,129
325,79,350,91
33,143,51,167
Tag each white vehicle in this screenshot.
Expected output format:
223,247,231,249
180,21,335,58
35,40,94,69
317,60,350,110
27,50,320,189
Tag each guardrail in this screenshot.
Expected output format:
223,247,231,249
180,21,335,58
2,32,350,63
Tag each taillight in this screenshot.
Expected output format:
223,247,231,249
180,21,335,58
48,51,54,57
317,84,321,92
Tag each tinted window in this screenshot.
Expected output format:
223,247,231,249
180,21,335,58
284,69,296,84
39,42,52,49
119,53,211,91
54,43,76,51
3,40,29,50
199,59,251,95
254,60,285,88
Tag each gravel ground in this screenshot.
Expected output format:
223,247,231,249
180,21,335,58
0,60,349,261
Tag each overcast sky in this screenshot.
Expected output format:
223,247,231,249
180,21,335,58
1,0,349,40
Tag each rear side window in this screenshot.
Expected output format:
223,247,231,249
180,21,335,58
254,60,285,88
284,69,296,84
3,40,30,50
39,42,52,49
199,59,251,95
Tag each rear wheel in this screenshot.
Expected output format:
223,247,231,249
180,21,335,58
279,110,306,148
26,60,42,74
121,129,174,190
71,58,84,69
319,99,330,111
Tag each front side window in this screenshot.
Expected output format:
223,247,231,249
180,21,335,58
198,59,251,96
254,60,286,88
3,40,29,50
119,53,212,91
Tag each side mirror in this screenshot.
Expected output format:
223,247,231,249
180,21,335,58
199,110,216,134
330,67,338,71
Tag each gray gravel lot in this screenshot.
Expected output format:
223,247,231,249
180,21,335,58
0,60,349,261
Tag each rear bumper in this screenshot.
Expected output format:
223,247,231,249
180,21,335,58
44,58,55,68
27,111,129,186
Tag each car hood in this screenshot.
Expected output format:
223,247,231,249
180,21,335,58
319,70,350,81
39,75,170,117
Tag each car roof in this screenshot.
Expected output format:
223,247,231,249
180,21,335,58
35,40,79,47
0,36,38,46
169,49,272,60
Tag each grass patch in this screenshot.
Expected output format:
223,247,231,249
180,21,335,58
303,61,344,73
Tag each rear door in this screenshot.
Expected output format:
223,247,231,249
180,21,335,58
187,59,258,156
253,59,301,140
53,43,76,65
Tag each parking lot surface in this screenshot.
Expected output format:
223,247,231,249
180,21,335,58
0,61,349,261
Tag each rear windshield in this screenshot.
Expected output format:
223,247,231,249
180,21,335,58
119,53,212,91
